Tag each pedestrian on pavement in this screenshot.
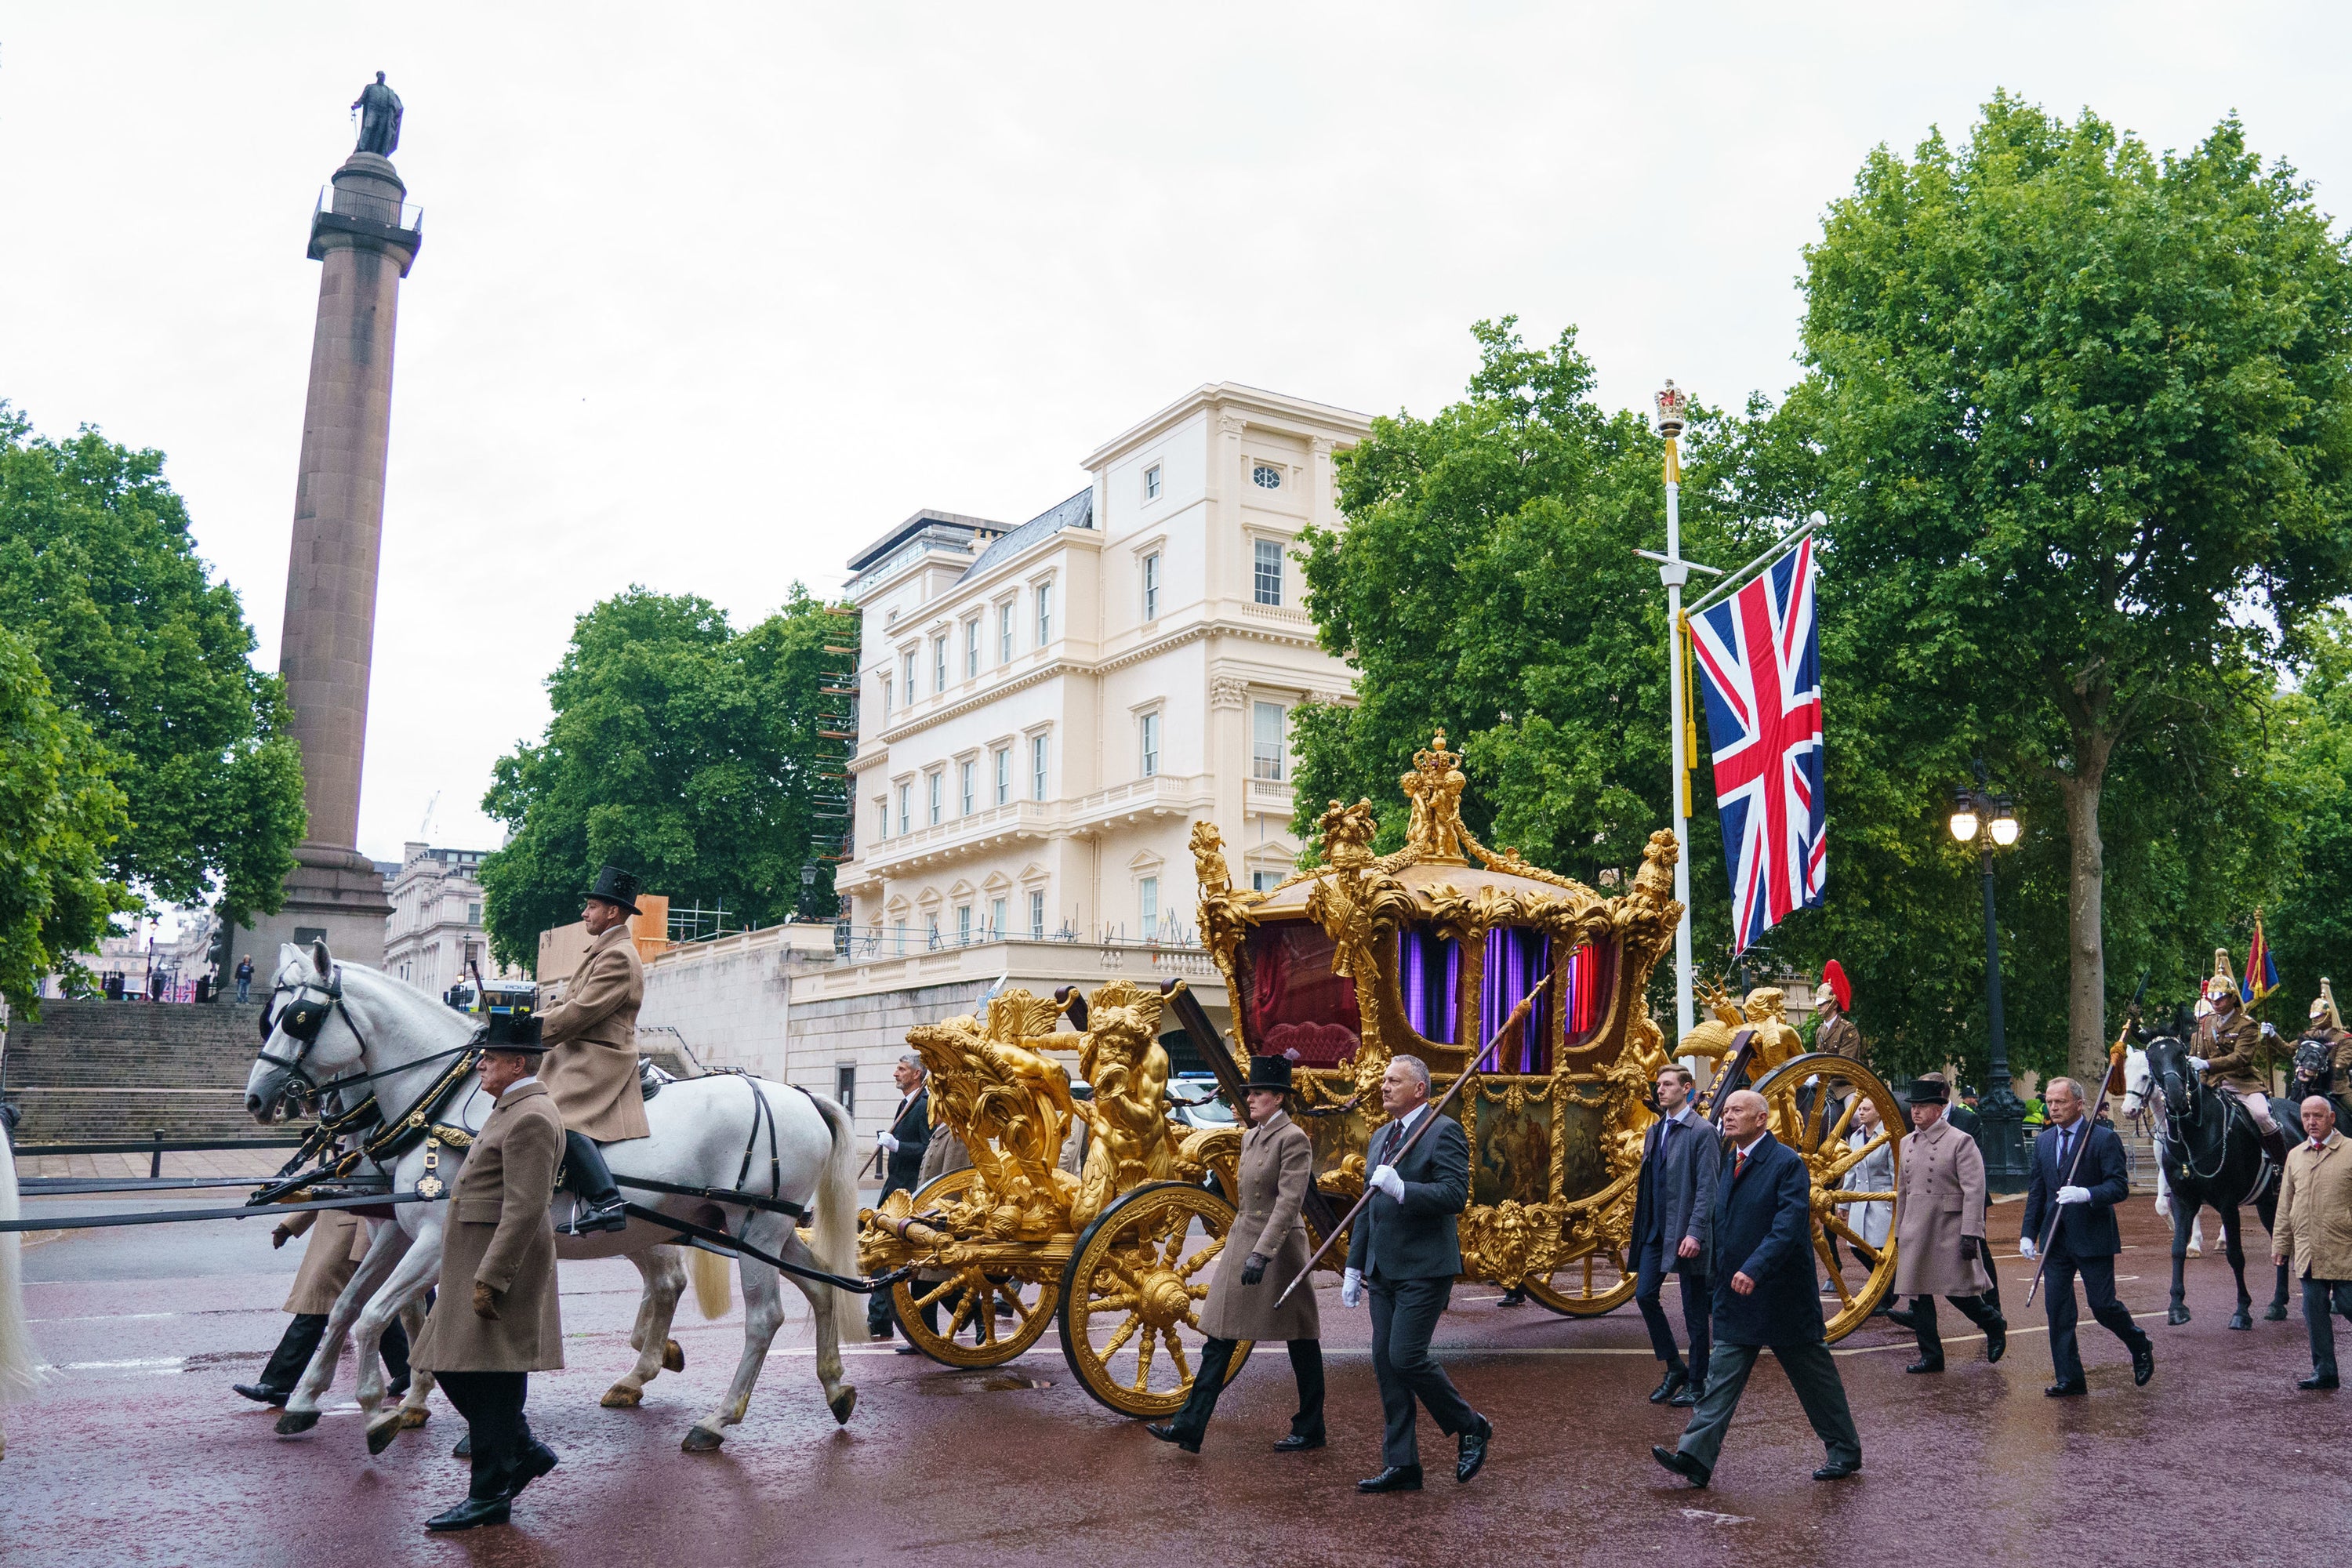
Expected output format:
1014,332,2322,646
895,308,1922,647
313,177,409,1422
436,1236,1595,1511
1652,1089,1862,1490
2272,1094,2352,1390
233,1206,410,1407
1884,1073,2005,1373
2020,1076,2154,1397
898,1117,973,1353
410,1036,565,1533
234,955,254,1004
869,1054,932,1343
1631,1063,1717,1410
1150,1055,1325,1454
1343,1054,1492,1493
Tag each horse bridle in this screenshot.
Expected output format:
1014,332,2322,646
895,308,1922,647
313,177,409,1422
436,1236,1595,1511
256,968,472,1099
2149,1043,2234,1183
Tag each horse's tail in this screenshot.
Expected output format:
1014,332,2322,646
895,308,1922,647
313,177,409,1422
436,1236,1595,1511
687,1244,732,1320
801,1087,862,1295
0,1117,48,1405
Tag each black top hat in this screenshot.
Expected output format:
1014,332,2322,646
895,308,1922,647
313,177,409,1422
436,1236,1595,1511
584,864,642,916
1244,1055,1294,1094
1909,1072,1950,1104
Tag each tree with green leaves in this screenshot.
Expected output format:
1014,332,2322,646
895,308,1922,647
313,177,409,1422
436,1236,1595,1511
0,620,132,1012
1778,95,2352,1082
479,586,844,968
0,407,308,930
2270,608,2352,1004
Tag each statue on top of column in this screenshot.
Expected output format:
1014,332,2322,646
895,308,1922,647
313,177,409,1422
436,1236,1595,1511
352,72,403,157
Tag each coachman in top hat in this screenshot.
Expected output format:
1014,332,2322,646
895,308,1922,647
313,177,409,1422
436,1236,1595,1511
533,865,652,1232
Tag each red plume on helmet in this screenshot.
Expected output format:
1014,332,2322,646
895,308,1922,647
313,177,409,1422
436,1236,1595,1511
1821,960,1852,1014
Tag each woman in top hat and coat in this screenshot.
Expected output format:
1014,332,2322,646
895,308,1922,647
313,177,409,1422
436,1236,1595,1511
535,865,650,1233
1148,1054,1326,1453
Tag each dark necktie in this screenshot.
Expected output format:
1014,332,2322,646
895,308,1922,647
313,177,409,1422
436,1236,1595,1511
2057,1125,2073,1174
1734,1147,1748,1181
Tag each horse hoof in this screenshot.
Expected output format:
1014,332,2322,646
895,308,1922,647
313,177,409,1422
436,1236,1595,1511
662,1338,685,1374
681,1425,726,1453
601,1384,644,1410
274,1408,320,1437
2229,1312,2252,1331
365,1417,404,1457
2266,1305,2288,1322
2168,1305,2191,1326
828,1385,858,1426
400,1406,430,1429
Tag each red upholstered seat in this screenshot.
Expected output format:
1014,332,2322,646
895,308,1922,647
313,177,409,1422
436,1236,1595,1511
1264,1020,1359,1067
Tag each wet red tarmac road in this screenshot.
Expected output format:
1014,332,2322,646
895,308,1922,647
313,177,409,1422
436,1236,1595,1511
4,1199,2343,1568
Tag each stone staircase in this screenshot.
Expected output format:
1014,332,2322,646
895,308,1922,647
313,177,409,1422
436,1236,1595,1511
3,1000,281,1145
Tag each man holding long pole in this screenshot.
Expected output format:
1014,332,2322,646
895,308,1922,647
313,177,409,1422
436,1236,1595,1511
2018,1076,2154,1397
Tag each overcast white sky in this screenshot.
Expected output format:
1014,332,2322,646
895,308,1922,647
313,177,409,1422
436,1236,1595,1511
5,3,2348,870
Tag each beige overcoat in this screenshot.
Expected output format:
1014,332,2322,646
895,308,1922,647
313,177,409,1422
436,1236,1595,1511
538,923,650,1143
411,1081,567,1374
1197,1110,1321,1344
280,1205,371,1315
2275,1133,2352,1281
1892,1112,1991,1298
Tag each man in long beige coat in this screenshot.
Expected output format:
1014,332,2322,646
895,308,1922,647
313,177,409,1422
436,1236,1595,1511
233,1206,411,1406
411,1038,566,1532
535,864,650,1232
2272,1096,2352,1389
1150,1055,1324,1454
1886,1073,2006,1374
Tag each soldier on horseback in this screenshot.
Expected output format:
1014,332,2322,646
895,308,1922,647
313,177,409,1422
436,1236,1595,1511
2290,978,2352,1124
2190,949,2287,1166
535,865,652,1234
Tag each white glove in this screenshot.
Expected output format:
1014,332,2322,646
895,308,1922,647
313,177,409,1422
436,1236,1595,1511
877,1131,899,1152
2018,1236,2037,1260
1370,1164,1405,1203
2189,1056,2210,1073
1341,1267,1363,1308
2057,1184,2090,1206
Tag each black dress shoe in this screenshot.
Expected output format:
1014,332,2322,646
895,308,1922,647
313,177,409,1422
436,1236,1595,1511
1145,1422,1200,1454
1670,1379,1703,1409
1813,1459,1860,1480
2297,1372,2339,1390
423,1495,510,1533
1904,1356,1944,1374
893,1343,924,1356
232,1383,291,1407
504,1440,557,1498
2044,1381,2088,1398
1497,1287,1528,1307
1356,1465,1423,1493
1649,1366,1689,1404
1984,1323,2007,1365
1455,1414,1492,1484
2132,1341,2155,1387
1650,1444,1709,1490
1885,1305,1918,1331
1273,1431,1325,1452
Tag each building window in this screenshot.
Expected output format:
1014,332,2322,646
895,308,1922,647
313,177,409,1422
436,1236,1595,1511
1252,871,1281,893
878,800,890,841
1145,463,1162,500
990,895,1007,937
1252,463,1282,489
881,676,892,717
960,759,975,815
1254,539,1284,606
901,649,916,698
897,782,911,835
994,746,1011,805
933,636,947,694
1031,735,1048,800
1253,701,1287,781
927,771,942,826
926,916,940,949
1140,711,1160,779
1142,553,1160,620
466,902,482,925
1139,877,1160,941
894,918,907,952
1036,581,1053,647
1029,890,1046,938
834,1064,856,1118
956,905,972,945
965,619,980,680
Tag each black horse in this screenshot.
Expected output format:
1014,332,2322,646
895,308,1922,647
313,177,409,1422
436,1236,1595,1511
2287,1033,2352,1127
2142,1027,2300,1330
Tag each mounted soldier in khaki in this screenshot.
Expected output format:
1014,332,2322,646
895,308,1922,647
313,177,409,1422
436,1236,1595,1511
535,865,652,1233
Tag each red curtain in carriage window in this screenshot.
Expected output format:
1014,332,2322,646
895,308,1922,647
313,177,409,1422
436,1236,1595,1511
1248,922,1361,1067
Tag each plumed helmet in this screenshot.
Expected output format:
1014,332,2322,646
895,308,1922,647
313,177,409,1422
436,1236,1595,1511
1821,959,1852,1014
2204,947,2238,1004
2314,978,2343,1033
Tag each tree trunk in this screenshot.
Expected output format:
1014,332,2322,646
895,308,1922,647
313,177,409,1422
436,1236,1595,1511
2060,765,2109,1088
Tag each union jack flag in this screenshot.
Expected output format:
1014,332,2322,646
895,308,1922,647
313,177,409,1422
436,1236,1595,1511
1689,537,1825,953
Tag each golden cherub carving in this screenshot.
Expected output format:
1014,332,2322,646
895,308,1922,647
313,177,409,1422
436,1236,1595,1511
1070,979,1177,1228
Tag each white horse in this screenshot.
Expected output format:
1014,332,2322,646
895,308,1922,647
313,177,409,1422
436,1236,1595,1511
1,1112,48,1461
2121,1044,2204,1258
244,942,860,1453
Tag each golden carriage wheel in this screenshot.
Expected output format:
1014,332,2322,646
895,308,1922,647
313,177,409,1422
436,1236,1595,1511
1748,1052,1903,1344
1056,1181,1253,1418
1519,1198,1641,1317
888,1168,1058,1369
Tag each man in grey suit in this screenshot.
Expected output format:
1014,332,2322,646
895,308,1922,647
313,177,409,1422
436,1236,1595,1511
1343,1054,1492,1494
1632,1064,1719,1407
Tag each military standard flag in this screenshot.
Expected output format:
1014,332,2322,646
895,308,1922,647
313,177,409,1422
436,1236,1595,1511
2242,913,2280,1004
1689,536,1825,954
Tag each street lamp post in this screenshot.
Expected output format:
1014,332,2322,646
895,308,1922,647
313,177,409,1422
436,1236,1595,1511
798,859,819,921
1653,382,1698,1043
1947,760,2028,1191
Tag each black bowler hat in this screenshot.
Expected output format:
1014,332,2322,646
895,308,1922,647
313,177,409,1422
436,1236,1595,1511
1245,1055,1294,1094
1909,1073,1951,1104
584,864,642,916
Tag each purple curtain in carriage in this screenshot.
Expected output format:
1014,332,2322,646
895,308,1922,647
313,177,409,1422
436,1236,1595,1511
1397,931,1460,1044
1483,927,1552,1074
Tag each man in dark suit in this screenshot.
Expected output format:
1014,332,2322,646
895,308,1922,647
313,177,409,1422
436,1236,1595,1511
1343,1054,1492,1494
1652,1089,1861,1490
2020,1076,2154,1396
871,1053,933,1344
1632,1064,1719,1408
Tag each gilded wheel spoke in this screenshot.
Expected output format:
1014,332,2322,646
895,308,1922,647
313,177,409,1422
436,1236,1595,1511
1833,1191,1896,1206
1824,1094,1860,1147
1166,1330,1192,1383
1804,1084,1830,1152
1132,1325,1158,1392
1180,1237,1225,1278
912,1279,959,1312
1098,1311,1143,1359
1821,1129,1889,1184
1813,1235,1853,1306
1824,1214,1880,1265
1086,1290,1138,1316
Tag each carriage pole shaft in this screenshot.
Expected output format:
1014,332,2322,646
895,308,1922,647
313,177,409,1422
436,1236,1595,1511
1274,974,1548,1309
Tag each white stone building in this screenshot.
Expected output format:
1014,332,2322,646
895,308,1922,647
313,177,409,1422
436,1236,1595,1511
384,843,524,1000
